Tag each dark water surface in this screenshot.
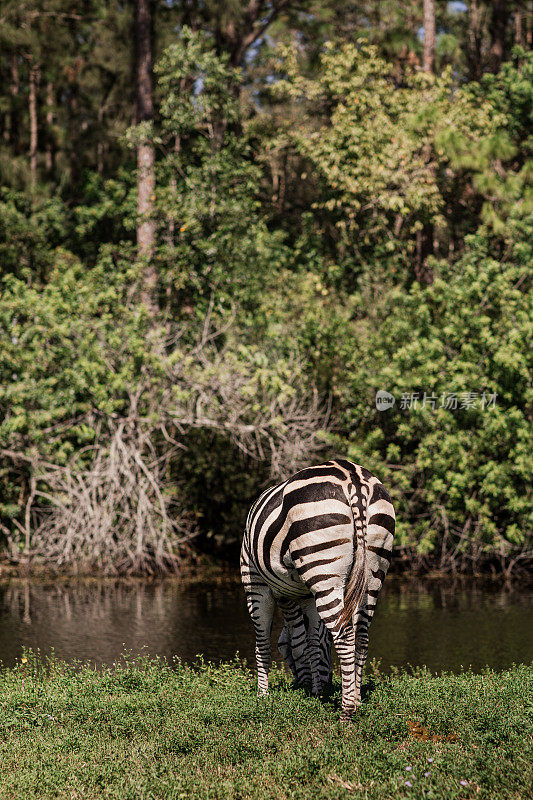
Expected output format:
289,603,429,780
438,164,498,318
0,577,531,673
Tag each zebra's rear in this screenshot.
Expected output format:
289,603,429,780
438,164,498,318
241,459,395,719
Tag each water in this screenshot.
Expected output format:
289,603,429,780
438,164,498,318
0,577,531,673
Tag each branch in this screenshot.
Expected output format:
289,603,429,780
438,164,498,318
232,0,292,65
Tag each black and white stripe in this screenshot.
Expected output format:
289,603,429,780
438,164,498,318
240,459,395,719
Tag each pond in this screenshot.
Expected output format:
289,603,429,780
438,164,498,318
0,576,531,673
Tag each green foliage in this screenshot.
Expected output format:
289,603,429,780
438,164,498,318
0,228,324,561
251,47,532,571
271,40,506,285
444,52,533,239
151,28,290,319
156,28,242,133
0,248,154,459
0,247,158,541
340,230,532,564
72,171,137,261
0,655,530,799
0,8,531,572
0,189,69,280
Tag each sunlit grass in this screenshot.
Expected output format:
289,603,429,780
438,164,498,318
0,652,530,799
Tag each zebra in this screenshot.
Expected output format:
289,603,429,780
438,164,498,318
240,458,395,720
277,600,333,691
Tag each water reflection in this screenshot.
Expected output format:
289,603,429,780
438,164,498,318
0,577,531,672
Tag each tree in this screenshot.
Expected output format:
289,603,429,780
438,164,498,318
135,0,157,314
422,0,436,73
208,0,294,67
28,57,39,187
271,41,498,289
418,0,436,284
489,0,510,72
0,0,531,575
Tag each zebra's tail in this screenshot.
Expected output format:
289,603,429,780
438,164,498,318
338,480,368,629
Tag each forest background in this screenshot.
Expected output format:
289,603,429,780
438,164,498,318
0,0,531,577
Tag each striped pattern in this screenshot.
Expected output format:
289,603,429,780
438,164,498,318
240,459,395,719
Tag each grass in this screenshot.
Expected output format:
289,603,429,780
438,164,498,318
0,653,531,800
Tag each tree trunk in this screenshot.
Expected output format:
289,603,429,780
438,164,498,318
166,134,181,246
68,88,81,187
422,0,436,73
28,62,39,188
415,223,434,285
468,0,483,81
514,3,523,45
45,81,54,173
8,54,20,150
97,104,105,174
513,2,531,46
418,0,435,286
488,0,510,73
135,0,157,314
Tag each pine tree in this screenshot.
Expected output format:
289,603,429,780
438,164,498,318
423,0,436,72
135,0,157,315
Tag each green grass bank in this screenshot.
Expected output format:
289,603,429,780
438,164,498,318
0,655,531,800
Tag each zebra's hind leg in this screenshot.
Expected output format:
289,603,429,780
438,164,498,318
299,597,332,696
352,477,394,703
277,624,297,682
332,623,357,721
352,569,389,704
245,583,275,696
278,598,312,690
317,618,333,692
353,599,370,707
311,585,358,721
